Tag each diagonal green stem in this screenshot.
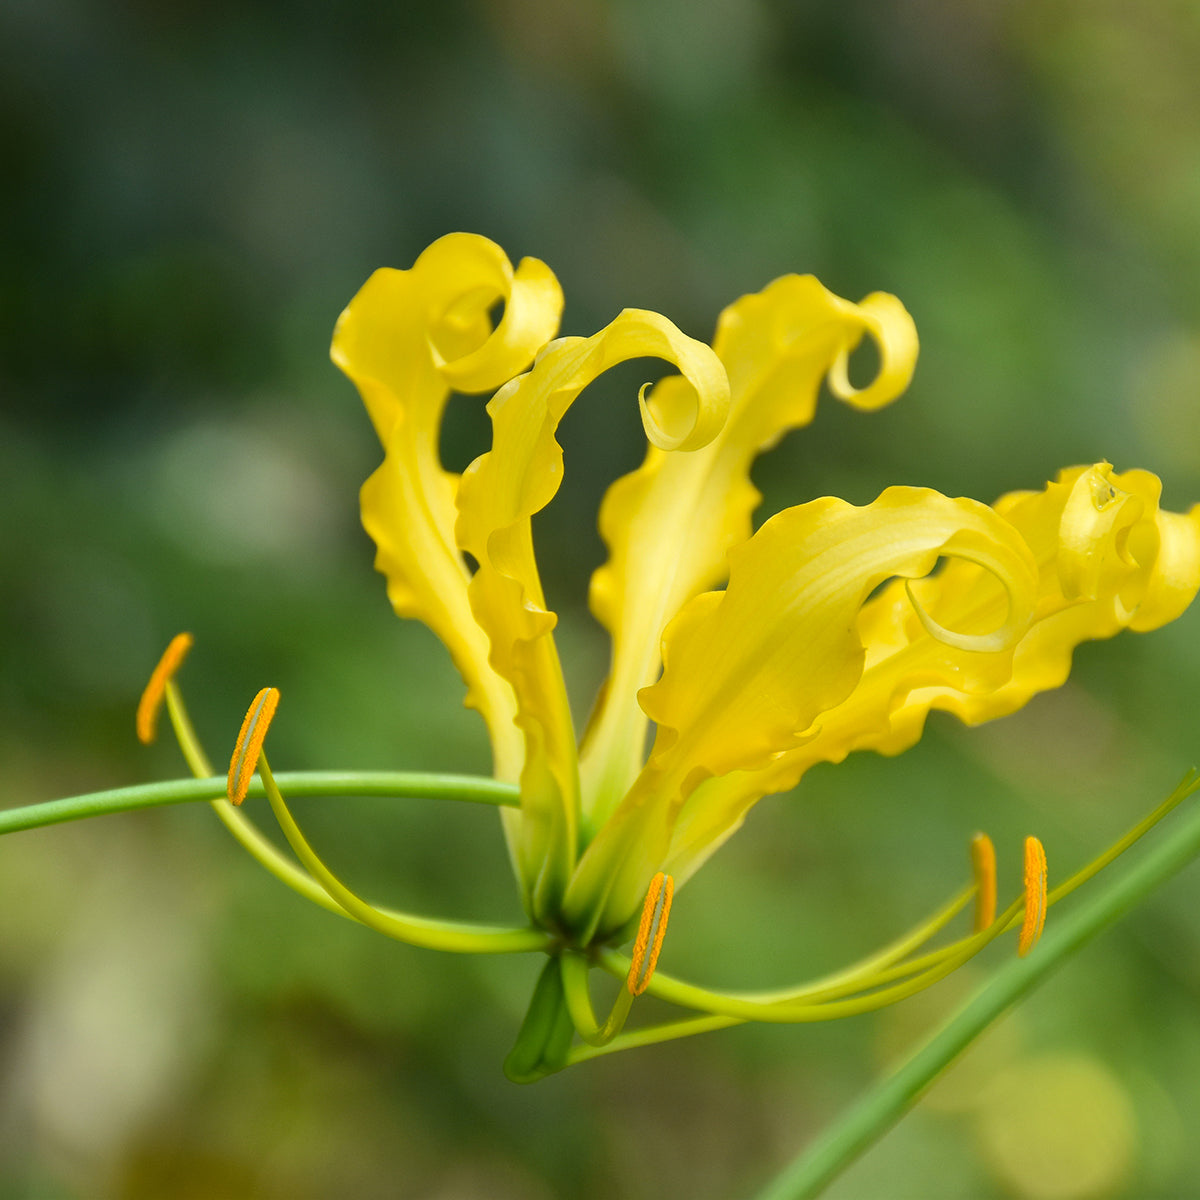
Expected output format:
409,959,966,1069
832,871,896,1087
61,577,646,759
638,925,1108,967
0,770,519,837
750,773,1200,1200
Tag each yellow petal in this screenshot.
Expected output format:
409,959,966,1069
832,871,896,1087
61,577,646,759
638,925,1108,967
1130,505,1200,630
661,463,1200,886
333,234,563,789
455,309,730,920
564,486,1037,937
646,488,1036,782
579,275,918,828
929,463,1200,723
826,291,920,409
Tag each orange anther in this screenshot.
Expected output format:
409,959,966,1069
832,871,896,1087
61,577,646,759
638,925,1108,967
227,687,280,805
970,832,997,932
1018,836,1048,957
627,872,674,996
136,633,195,744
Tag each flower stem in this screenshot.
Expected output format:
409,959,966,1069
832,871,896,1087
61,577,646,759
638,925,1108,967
0,770,519,836
750,770,1200,1200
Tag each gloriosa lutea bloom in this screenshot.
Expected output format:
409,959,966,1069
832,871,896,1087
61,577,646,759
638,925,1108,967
139,233,1200,1079
333,233,1200,939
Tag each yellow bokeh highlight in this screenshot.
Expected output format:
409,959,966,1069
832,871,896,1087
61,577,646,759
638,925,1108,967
975,1054,1137,1200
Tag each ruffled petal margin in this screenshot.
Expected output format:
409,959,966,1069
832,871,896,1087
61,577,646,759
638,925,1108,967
662,464,1200,888
564,486,1037,938
333,233,563,786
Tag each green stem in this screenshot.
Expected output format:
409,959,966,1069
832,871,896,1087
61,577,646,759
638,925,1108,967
0,770,519,837
750,775,1200,1200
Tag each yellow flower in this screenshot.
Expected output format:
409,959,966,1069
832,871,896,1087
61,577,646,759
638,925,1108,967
332,233,1200,952
125,232,1199,1079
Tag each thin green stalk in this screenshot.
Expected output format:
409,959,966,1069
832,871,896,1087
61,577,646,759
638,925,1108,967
0,770,520,837
1047,766,1199,904
568,1013,738,1064
166,681,214,777
166,679,351,918
570,900,1022,1065
257,751,548,954
559,951,635,1045
163,681,499,929
593,886,973,1012
751,776,1200,1200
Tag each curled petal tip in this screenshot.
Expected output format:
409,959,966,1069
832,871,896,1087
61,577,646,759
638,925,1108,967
136,633,195,745
826,291,919,412
227,687,281,805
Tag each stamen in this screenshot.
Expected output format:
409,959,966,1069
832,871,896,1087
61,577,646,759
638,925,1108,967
627,872,674,996
227,687,280,805
136,633,194,744
970,832,997,932
583,775,1200,1054
1019,836,1048,956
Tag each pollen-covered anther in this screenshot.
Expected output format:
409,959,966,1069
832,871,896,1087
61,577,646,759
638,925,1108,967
227,687,281,806
136,632,195,745
627,872,674,996
1018,835,1048,957
970,832,997,932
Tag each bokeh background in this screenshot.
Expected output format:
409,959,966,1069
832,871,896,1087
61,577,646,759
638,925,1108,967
3,1,1200,1196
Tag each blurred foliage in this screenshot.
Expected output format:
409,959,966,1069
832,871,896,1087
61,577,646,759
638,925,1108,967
3,0,1200,1196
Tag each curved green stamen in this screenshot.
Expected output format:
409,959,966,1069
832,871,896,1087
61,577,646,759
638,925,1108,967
559,951,635,1045
161,680,523,932
258,750,548,954
588,770,1200,1030
594,884,972,1015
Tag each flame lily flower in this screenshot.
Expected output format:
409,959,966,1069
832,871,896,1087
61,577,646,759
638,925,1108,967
134,233,1200,1080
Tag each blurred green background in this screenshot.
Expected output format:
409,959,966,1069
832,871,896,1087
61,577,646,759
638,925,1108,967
3,1,1200,1196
